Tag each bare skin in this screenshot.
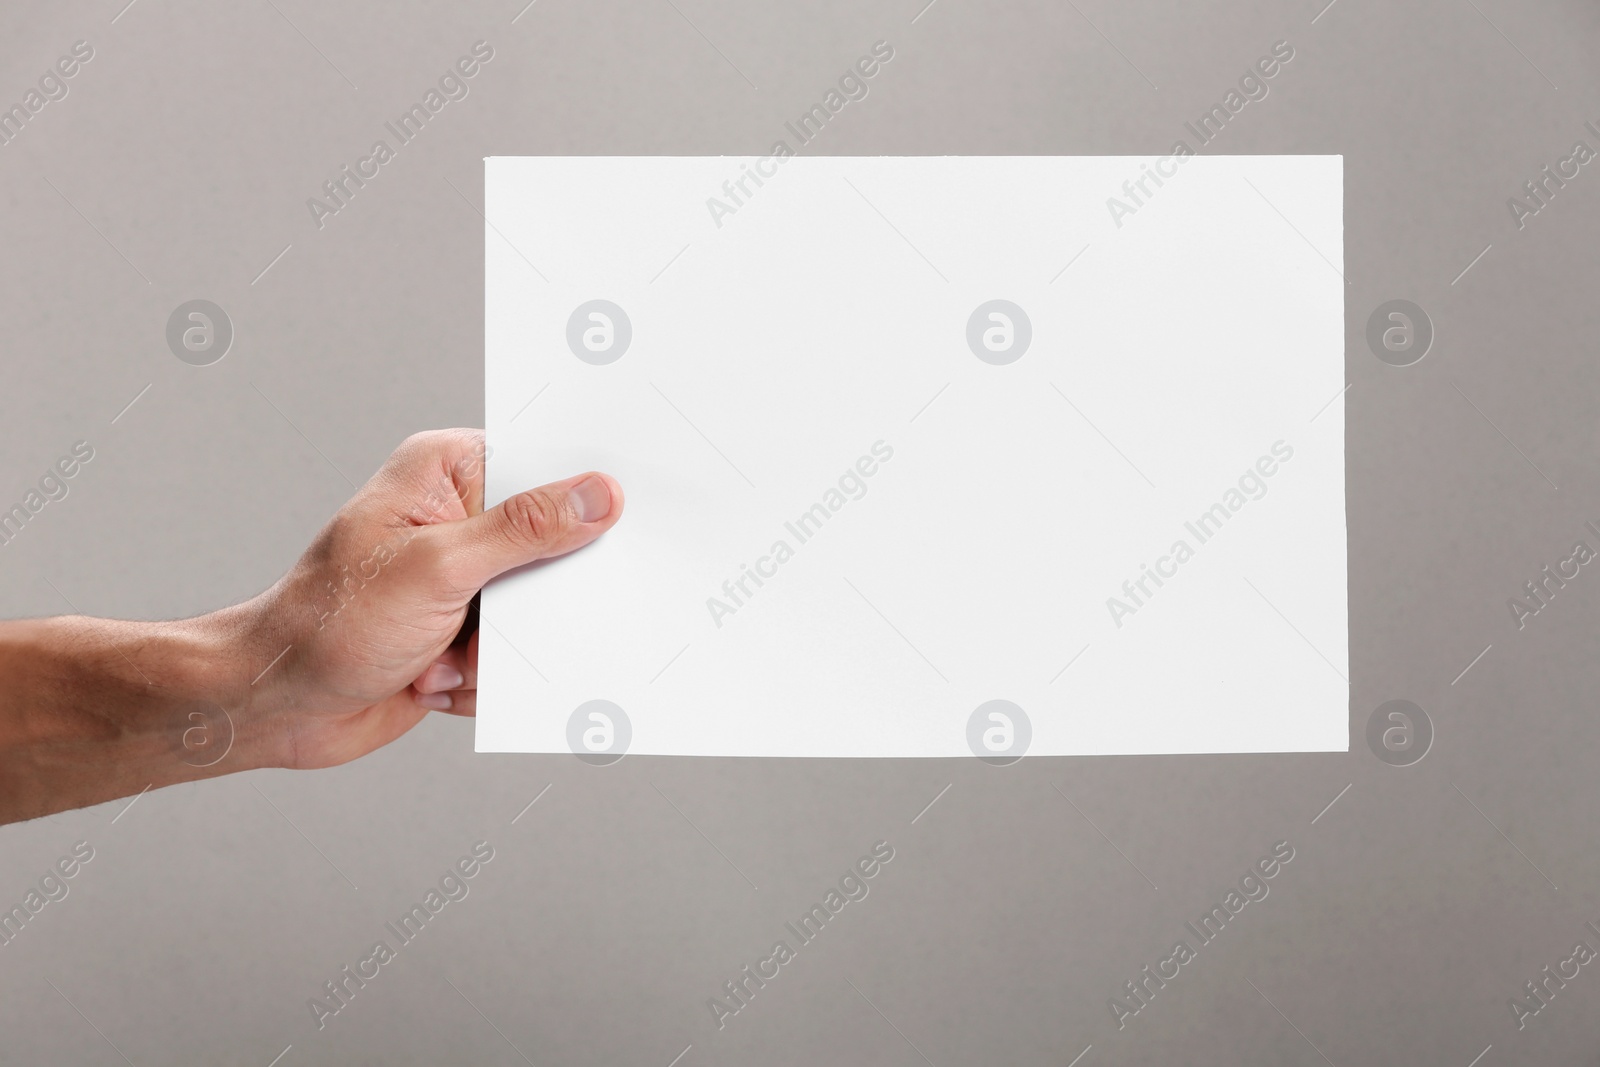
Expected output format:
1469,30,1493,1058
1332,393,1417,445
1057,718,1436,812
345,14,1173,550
0,429,623,826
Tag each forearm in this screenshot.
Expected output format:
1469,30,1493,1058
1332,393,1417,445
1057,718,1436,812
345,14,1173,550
0,608,281,825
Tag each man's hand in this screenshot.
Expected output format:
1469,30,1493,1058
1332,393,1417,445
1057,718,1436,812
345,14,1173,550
0,429,623,824
242,429,622,769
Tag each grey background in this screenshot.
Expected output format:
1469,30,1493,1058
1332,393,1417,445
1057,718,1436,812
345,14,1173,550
0,0,1595,1063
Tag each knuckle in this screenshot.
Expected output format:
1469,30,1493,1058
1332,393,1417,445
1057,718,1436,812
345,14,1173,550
502,489,570,546
394,428,479,467
394,430,442,461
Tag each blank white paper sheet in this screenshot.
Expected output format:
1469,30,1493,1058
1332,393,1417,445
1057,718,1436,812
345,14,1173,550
478,155,1347,758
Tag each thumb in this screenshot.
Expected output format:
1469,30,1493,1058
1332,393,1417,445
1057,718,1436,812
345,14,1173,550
444,472,624,589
